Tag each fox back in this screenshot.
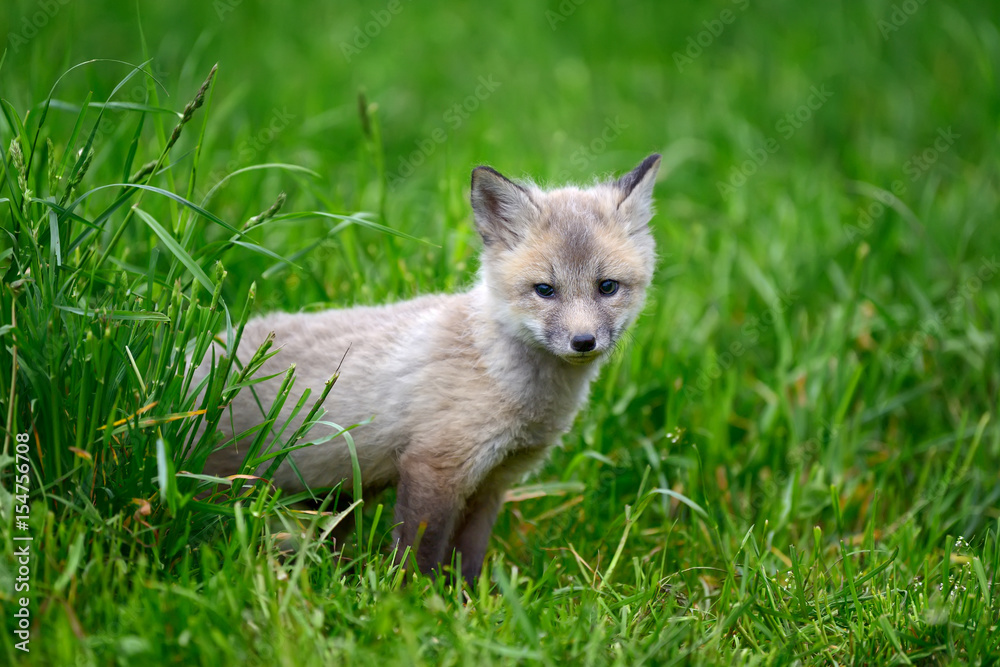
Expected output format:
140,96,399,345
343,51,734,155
200,154,661,584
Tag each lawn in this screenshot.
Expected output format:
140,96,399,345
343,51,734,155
1,0,999,664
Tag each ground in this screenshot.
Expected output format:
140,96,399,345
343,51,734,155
0,0,998,664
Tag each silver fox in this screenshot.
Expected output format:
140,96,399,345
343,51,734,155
202,154,661,583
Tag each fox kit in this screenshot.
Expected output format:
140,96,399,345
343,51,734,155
202,154,661,583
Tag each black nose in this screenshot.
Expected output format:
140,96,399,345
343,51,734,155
571,334,597,352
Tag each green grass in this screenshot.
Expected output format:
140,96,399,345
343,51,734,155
1,0,999,664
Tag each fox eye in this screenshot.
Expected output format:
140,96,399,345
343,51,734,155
534,284,556,298
598,279,619,295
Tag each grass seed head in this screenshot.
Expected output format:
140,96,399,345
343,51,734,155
46,137,59,196
245,192,286,230
9,137,27,194
129,160,158,184
60,147,95,207
166,63,218,153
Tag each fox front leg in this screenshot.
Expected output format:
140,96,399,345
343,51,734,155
450,453,543,587
393,457,462,576
449,485,505,586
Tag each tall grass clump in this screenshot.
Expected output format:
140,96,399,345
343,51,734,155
0,61,406,664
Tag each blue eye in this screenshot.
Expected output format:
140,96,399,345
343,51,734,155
534,284,555,298
598,279,619,295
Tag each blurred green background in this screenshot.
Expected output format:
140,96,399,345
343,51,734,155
4,0,998,341
4,1,998,240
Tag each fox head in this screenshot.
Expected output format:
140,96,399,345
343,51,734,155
470,154,660,365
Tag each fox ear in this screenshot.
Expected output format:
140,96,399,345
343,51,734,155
615,154,661,228
471,166,537,249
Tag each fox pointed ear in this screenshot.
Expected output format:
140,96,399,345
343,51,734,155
471,166,537,249
615,154,661,228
